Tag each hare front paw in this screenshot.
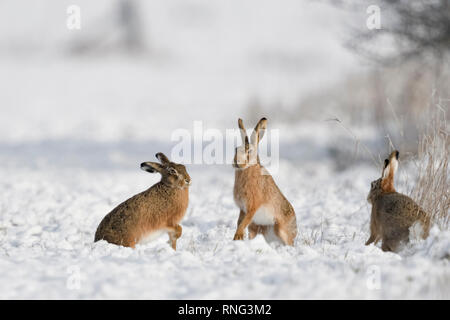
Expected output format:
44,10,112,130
233,231,244,240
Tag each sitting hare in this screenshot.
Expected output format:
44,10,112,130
94,153,191,249
232,117,297,245
366,150,430,252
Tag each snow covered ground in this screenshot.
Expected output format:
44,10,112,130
0,0,448,299
1,139,449,299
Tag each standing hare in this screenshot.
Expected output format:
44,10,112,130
94,153,191,249
366,150,431,252
232,117,297,245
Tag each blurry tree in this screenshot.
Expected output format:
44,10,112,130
328,0,450,111
335,0,450,67
117,0,144,52
300,0,450,165
69,0,146,55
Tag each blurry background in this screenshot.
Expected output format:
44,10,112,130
0,0,448,169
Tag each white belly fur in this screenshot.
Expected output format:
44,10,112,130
252,206,275,225
138,229,167,245
263,227,284,244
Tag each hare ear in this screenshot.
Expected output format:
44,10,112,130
382,159,390,178
140,162,163,173
155,152,170,165
244,136,249,153
250,117,267,146
167,167,178,176
381,150,399,192
238,118,248,144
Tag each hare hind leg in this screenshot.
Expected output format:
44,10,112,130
168,225,182,250
421,217,431,240
250,224,270,240
274,222,295,246
382,227,409,252
248,223,259,240
381,238,397,252
381,236,402,253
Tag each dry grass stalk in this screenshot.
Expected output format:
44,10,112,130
410,104,449,229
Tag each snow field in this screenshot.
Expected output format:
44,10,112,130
0,159,448,299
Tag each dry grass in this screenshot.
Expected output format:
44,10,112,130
409,102,449,229
324,99,449,229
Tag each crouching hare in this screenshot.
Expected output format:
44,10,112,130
94,153,191,249
232,117,298,245
366,150,431,252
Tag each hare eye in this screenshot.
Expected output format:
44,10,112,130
168,168,178,175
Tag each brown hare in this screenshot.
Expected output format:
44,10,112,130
94,153,191,249
366,150,431,252
232,117,298,245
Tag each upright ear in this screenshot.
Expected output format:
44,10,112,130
250,117,267,146
244,136,249,153
381,150,399,192
238,118,248,145
140,162,163,173
155,152,170,165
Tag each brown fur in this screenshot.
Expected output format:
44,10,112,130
94,153,190,249
366,150,431,252
232,118,297,245
381,155,397,193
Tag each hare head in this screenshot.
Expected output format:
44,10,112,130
233,117,267,169
367,150,399,204
141,152,191,189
